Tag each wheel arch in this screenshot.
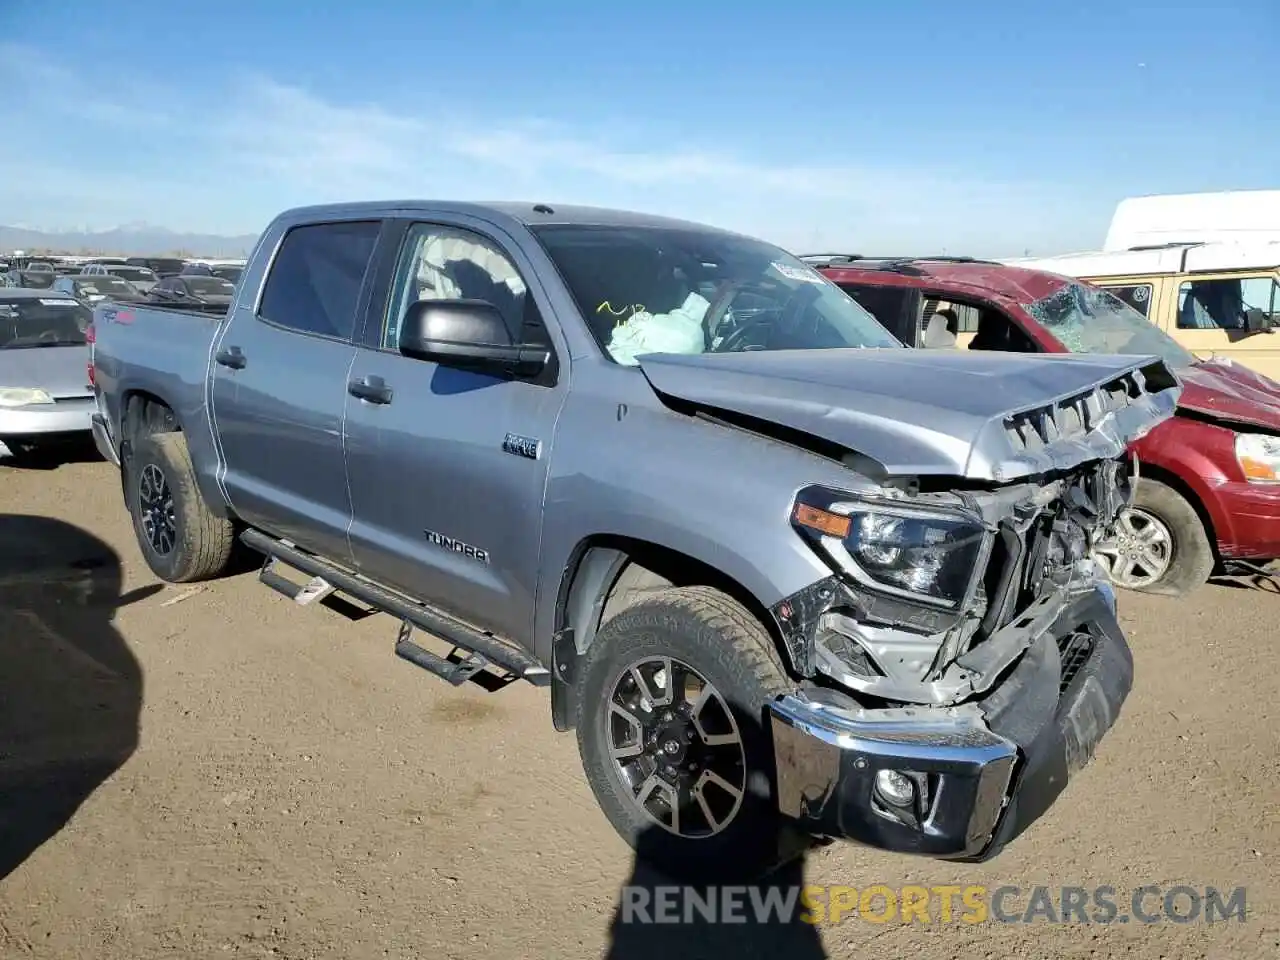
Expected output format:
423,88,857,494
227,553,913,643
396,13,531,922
548,534,793,732
117,389,231,520
1137,462,1219,561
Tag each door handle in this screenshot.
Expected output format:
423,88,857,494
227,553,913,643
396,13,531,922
215,345,246,369
348,375,393,404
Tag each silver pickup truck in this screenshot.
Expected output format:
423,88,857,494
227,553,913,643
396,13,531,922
89,201,1179,880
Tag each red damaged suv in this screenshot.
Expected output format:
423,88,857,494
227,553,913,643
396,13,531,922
807,254,1280,597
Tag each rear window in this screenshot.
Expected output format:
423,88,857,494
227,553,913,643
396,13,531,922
184,277,235,296
107,266,156,282
84,277,135,295
258,220,381,339
0,298,91,348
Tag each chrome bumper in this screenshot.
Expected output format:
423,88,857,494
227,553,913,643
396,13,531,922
767,583,1132,861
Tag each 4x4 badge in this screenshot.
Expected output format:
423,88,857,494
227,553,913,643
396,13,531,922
503,433,541,460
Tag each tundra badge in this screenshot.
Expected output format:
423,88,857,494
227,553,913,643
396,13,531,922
424,529,491,565
503,432,541,460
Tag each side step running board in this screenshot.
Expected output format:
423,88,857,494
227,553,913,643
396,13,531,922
241,529,551,688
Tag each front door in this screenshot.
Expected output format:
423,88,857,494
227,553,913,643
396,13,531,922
210,218,383,564
343,217,568,643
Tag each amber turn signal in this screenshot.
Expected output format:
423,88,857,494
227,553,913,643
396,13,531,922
793,503,852,539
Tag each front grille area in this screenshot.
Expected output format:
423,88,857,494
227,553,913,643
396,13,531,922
1056,629,1096,694
977,512,1056,639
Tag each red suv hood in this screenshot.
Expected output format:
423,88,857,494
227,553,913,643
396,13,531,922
1177,360,1280,431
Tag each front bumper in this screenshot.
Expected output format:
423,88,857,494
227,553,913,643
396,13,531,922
767,584,1131,860
0,397,95,443
1211,479,1280,560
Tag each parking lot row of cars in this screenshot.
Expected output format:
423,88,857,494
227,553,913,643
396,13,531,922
1,253,242,309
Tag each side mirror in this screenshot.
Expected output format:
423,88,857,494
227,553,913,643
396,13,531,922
398,299,549,376
1244,308,1274,333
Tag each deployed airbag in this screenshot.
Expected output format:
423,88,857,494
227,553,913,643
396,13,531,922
606,292,710,365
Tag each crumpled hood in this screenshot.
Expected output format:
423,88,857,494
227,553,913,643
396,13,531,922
0,344,91,398
1176,359,1280,431
638,348,1181,481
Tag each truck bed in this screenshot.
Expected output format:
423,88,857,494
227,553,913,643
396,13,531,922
90,300,226,468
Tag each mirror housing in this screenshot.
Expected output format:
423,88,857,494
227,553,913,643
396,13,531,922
1244,308,1274,333
398,299,549,376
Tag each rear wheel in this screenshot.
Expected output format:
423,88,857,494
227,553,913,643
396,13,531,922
126,432,234,582
574,585,805,882
1093,479,1213,597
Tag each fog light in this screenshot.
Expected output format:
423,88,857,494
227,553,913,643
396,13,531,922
874,769,915,807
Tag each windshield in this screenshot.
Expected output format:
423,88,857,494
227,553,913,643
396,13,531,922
1028,281,1198,369
108,265,156,281
531,224,902,364
212,266,243,283
0,297,91,348
184,277,234,296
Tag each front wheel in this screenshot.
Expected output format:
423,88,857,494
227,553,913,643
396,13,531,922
574,585,804,882
1092,479,1214,597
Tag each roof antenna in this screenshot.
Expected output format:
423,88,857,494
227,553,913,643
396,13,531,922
532,204,555,214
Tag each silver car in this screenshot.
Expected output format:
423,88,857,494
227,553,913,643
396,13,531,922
0,289,96,459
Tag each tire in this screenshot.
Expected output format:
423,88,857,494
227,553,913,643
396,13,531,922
126,432,234,583
574,585,805,882
1095,478,1214,598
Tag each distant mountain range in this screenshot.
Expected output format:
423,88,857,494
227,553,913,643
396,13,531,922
0,223,259,258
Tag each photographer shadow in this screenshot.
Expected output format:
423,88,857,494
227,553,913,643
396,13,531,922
602,697,829,960
604,832,827,960
0,514,156,879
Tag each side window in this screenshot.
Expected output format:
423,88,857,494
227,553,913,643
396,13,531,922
1176,276,1279,330
1100,283,1152,317
381,223,544,350
1242,276,1280,323
924,299,980,333
258,220,381,340
836,283,920,343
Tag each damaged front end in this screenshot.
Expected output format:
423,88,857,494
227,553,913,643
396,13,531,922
765,358,1178,860
777,454,1132,705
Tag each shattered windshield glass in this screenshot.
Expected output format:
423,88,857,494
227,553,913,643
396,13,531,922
1028,281,1197,369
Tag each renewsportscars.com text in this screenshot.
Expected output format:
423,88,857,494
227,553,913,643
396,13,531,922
619,884,1247,926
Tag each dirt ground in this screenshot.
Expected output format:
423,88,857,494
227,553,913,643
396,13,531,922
0,446,1276,959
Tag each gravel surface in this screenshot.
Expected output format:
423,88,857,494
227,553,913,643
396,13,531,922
1,448,1276,959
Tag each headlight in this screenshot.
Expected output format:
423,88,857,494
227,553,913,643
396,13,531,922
1234,432,1280,484
0,387,55,407
792,490,990,607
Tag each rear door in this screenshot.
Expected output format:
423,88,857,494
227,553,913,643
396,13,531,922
210,218,384,564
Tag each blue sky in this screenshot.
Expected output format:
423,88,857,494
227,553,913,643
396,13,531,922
1,0,1276,255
